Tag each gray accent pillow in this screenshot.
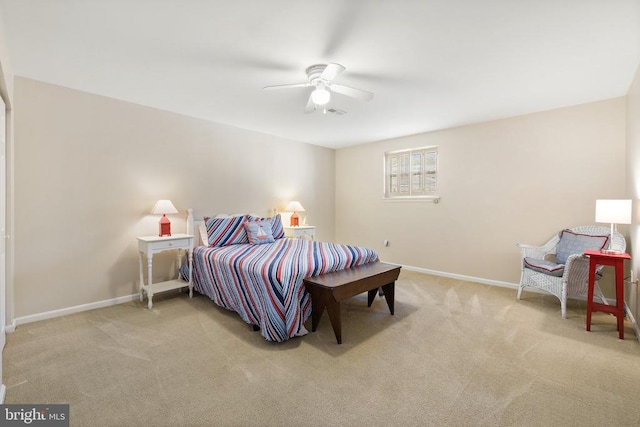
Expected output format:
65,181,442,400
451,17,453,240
556,229,609,265
524,257,564,277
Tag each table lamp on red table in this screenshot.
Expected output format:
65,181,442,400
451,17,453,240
151,199,179,237
595,199,631,254
285,201,305,227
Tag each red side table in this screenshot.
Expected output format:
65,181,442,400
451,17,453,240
584,249,631,339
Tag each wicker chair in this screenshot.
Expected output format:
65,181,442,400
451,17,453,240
516,226,626,318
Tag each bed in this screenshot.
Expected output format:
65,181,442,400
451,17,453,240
184,209,379,342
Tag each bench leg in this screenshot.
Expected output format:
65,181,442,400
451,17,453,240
308,274,398,345
325,299,342,344
309,287,342,344
367,288,377,307
310,289,326,332
381,282,395,315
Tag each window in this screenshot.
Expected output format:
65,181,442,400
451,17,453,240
384,146,438,199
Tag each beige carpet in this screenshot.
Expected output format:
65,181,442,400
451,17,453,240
4,270,640,426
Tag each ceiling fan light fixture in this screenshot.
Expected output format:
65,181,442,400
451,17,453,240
311,88,330,106
263,63,372,113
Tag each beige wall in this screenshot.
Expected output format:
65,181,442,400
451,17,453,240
336,98,627,285
626,64,640,320
0,12,12,103
13,77,335,318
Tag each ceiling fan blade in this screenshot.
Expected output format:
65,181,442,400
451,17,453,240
304,93,316,114
320,63,345,81
329,83,374,101
263,82,311,90
322,0,364,57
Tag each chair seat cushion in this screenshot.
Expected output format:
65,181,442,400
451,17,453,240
524,257,564,277
556,229,609,265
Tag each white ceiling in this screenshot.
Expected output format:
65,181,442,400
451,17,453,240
1,0,638,149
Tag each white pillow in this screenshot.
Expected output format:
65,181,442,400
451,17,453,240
198,223,208,246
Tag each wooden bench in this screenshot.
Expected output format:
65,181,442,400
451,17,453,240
303,262,401,344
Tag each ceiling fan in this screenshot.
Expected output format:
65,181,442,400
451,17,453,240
263,63,374,113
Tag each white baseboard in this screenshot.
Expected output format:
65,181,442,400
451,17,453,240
4,319,16,333
398,263,520,290
9,293,140,330
625,304,640,345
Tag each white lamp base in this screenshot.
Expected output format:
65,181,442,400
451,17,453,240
602,249,624,255
600,222,623,254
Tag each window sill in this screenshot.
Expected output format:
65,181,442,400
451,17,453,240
382,196,440,203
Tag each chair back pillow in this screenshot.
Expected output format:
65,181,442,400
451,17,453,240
556,229,609,265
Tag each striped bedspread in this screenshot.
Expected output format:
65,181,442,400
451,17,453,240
190,238,379,342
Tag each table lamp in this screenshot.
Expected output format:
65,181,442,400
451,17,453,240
285,201,305,227
595,199,631,254
151,199,179,237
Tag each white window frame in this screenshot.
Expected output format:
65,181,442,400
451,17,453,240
383,146,439,201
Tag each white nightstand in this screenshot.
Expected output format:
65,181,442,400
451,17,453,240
137,234,194,309
284,225,316,240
